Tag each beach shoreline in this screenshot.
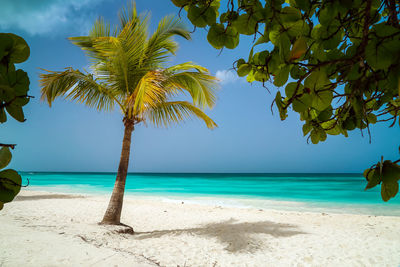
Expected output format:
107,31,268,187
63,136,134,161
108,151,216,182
23,185,400,217
1,189,400,266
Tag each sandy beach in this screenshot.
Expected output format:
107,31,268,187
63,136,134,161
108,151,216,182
1,190,400,267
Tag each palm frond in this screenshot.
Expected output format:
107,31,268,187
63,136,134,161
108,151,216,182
118,1,143,31
40,1,218,130
166,62,209,73
91,36,131,93
143,101,217,129
162,63,219,108
127,70,168,117
68,17,111,64
89,4,150,94
144,15,190,67
39,68,124,112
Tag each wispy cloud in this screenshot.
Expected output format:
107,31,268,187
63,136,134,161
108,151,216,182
215,70,244,85
0,0,106,36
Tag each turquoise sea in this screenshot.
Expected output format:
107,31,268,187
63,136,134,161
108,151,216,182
21,172,400,216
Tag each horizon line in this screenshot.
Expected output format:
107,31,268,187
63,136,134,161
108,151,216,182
19,171,363,175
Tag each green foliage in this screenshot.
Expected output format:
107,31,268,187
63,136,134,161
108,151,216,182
0,33,30,210
0,147,12,169
172,0,400,201
40,1,219,129
364,159,400,201
0,169,22,203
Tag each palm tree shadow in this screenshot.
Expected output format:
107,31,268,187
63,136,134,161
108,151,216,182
15,194,85,201
135,218,306,253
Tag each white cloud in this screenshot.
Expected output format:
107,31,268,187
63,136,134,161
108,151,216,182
0,0,106,36
215,70,242,85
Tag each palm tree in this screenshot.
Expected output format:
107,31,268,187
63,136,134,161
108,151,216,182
39,2,218,227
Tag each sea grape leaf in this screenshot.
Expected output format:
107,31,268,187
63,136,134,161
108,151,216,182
278,33,291,61
269,30,280,46
364,168,381,189
233,14,258,35
285,82,302,98
0,147,12,169
171,0,188,7
223,27,239,49
253,34,269,47
8,33,30,64
290,65,306,79
292,94,312,112
312,89,333,111
381,182,399,202
5,103,25,122
207,24,239,49
373,23,400,38
280,6,302,23
366,113,377,124
289,37,307,61
13,96,30,107
254,70,268,82
0,33,30,64
188,6,208,27
382,161,400,184
318,106,333,121
304,69,329,90
236,58,246,67
275,91,287,120
294,0,311,11
365,38,399,70
302,122,312,136
0,34,13,62
13,70,30,96
0,108,6,123
318,4,337,26
310,129,319,144
274,65,290,87
287,20,310,38
237,64,252,77
0,169,22,203
246,70,255,83
322,120,341,135
319,129,327,141
253,51,269,65
347,64,362,80
207,24,225,49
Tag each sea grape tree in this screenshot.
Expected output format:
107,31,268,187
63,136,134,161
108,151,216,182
171,0,400,201
0,33,31,209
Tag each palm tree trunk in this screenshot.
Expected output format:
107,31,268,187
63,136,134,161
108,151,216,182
100,118,134,225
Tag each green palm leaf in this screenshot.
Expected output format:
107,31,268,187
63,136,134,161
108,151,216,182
40,68,123,111
144,15,191,66
162,62,218,108
40,1,218,127
143,101,217,129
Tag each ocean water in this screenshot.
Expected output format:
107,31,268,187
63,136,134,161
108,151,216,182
21,172,400,216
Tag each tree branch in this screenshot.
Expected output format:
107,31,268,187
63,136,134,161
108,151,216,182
0,143,16,149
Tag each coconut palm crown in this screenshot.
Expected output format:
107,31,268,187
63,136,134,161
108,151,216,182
39,2,218,227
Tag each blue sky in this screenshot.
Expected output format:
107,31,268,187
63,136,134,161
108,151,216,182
1,0,399,173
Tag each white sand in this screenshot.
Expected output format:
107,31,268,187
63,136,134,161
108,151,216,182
1,190,400,267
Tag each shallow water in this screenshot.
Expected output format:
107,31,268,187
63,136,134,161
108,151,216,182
21,172,400,215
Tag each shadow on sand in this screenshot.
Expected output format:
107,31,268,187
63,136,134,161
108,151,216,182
15,194,85,201
135,218,306,252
